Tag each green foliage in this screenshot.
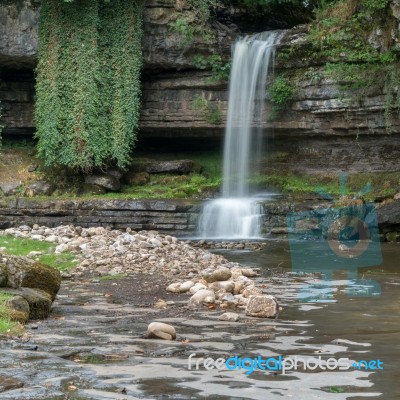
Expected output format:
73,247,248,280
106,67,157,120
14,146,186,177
169,0,216,47
169,17,214,48
308,0,392,62
191,94,222,124
35,0,144,172
268,76,295,119
192,55,231,81
0,101,3,155
252,171,400,200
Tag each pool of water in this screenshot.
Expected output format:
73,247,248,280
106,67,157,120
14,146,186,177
213,241,400,399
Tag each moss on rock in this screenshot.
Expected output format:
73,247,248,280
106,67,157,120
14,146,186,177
1,288,52,320
2,256,61,300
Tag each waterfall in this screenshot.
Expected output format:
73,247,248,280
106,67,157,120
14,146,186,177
198,31,282,239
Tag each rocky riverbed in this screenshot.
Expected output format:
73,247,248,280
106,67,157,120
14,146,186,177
1,225,279,320
0,225,384,399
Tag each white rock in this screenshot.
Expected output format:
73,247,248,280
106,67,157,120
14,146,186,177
165,235,173,243
31,234,44,241
219,312,240,322
45,235,58,243
189,282,207,294
179,280,195,293
147,322,176,340
209,280,235,293
55,243,69,254
188,289,215,307
150,238,162,248
166,282,182,293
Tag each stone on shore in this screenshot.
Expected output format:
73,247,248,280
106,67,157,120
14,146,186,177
242,285,263,298
189,282,207,294
179,280,195,293
147,322,176,340
1,287,52,320
1,295,30,323
2,256,61,300
245,295,278,318
188,289,215,307
209,280,235,293
202,267,232,283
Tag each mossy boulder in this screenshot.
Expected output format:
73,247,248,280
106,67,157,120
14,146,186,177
2,295,30,323
2,256,61,300
1,288,52,320
0,265,6,287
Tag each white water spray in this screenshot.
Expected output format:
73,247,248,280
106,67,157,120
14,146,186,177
198,31,282,239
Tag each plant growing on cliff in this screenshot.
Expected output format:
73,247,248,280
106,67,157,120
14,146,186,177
35,0,144,171
268,76,295,119
191,94,222,124
192,54,231,81
169,0,216,47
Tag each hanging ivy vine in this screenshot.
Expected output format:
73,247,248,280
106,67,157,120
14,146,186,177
35,0,144,172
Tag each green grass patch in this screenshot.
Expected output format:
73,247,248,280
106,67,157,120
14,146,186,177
0,292,24,336
251,172,400,201
38,253,78,272
0,235,54,256
0,235,78,271
0,318,24,336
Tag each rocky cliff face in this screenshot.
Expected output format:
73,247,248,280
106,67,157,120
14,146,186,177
1,0,400,174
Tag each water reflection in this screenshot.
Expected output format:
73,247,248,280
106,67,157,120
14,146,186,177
213,241,400,399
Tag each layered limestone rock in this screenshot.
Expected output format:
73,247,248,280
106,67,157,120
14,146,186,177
1,1,400,174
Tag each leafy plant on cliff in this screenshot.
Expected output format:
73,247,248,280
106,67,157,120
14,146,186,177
191,94,222,124
169,0,216,48
35,0,144,172
192,54,231,81
268,76,295,120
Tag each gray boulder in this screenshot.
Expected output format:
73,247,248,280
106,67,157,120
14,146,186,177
2,256,61,300
84,175,121,191
0,182,22,196
1,287,52,320
25,180,54,197
145,160,195,174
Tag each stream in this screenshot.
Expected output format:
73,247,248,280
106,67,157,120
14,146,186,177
0,241,398,399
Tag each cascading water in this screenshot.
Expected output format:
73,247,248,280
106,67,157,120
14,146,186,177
198,31,282,239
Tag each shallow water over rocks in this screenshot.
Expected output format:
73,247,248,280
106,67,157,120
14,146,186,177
1,238,397,400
